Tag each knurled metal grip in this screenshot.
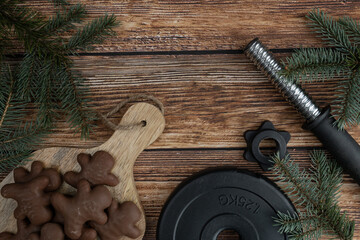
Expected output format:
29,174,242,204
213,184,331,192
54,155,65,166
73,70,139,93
244,38,321,122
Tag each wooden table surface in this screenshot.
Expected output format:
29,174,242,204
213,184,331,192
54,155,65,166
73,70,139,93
4,1,360,239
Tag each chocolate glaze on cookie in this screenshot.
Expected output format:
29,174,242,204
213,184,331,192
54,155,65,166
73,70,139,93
51,180,112,239
14,161,62,192
64,151,119,188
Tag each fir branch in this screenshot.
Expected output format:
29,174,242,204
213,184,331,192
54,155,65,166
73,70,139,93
275,212,320,235
0,0,45,47
310,150,342,203
271,151,355,240
48,0,69,6
16,52,39,101
0,64,27,128
281,10,360,129
2,0,117,137
0,65,48,174
0,0,117,171
44,4,86,34
291,226,323,240
333,69,360,129
338,16,360,45
271,153,318,208
35,59,57,128
306,9,356,57
57,64,95,138
0,150,32,173
66,14,117,52
281,48,348,83
0,67,14,128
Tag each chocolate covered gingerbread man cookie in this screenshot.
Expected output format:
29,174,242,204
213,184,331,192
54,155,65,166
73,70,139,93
0,219,40,240
64,151,119,188
1,176,52,225
51,180,112,239
91,199,142,240
14,161,62,192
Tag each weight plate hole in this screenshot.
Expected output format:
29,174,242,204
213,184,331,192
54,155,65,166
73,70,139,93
217,229,241,240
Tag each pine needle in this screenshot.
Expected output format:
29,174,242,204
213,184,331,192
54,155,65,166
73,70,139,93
281,48,348,83
45,4,86,34
66,14,118,52
306,9,356,57
0,1,117,170
271,151,355,240
0,64,48,174
333,69,360,129
281,9,360,129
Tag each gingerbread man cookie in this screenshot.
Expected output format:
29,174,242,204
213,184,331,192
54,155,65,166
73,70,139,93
1,176,52,225
78,228,97,240
51,180,112,239
39,223,64,240
14,161,62,192
64,151,119,188
51,213,97,240
91,199,142,240
0,219,40,240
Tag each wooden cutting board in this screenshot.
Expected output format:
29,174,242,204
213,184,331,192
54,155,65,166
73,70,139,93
0,102,166,240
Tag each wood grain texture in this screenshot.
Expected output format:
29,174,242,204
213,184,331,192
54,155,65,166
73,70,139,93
36,54,360,149
18,0,360,52
131,148,360,239
0,103,165,240
3,1,360,239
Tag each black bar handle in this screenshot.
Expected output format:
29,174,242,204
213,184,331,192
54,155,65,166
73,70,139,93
304,108,360,183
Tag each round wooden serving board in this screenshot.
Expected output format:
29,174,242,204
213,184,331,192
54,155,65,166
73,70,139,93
0,103,166,240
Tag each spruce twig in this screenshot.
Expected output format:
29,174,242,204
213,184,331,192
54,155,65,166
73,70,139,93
66,14,117,52
280,9,360,129
0,64,47,173
271,151,355,240
0,1,117,173
306,9,356,56
281,48,348,83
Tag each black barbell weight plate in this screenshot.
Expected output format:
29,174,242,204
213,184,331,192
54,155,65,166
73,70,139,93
157,169,296,240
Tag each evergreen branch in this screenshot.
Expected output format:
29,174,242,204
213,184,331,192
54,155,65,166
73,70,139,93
16,52,38,101
0,151,32,174
275,212,320,234
0,66,14,128
333,69,360,129
0,123,48,163
272,151,355,240
338,16,360,45
306,9,356,57
44,4,86,34
0,0,117,170
290,225,323,240
310,150,342,204
282,10,360,129
0,1,45,47
281,48,349,83
270,153,318,209
57,64,95,138
35,59,57,128
0,64,27,128
66,14,118,52
48,0,69,6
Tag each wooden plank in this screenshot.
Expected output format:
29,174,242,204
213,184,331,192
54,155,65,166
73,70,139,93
33,53,360,149
1,148,358,238
131,148,360,239
18,0,360,52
